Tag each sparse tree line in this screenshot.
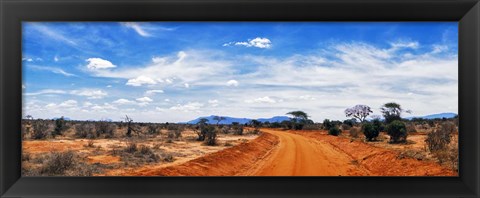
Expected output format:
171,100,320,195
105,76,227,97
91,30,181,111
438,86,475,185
22,115,262,147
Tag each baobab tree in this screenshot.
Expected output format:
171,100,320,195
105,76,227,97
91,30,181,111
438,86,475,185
344,104,373,123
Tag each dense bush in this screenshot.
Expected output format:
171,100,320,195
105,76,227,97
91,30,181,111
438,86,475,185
124,142,138,153
386,120,407,143
362,123,379,141
40,151,75,175
372,119,385,132
53,117,68,137
323,119,334,130
147,124,160,135
328,126,341,136
425,122,455,151
231,123,244,135
75,123,96,138
31,120,50,139
406,123,417,133
95,122,115,138
203,125,217,146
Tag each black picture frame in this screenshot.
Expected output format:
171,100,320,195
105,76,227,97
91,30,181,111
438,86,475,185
1,0,479,197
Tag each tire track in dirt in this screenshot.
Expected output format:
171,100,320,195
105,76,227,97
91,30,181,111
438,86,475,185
245,129,369,176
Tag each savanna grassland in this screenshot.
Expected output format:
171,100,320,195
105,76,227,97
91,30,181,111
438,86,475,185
21,104,459,176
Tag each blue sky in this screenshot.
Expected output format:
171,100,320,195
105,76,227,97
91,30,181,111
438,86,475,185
22,22,458,122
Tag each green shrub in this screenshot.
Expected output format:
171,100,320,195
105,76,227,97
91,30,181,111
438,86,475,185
53,117,68,137
386,120,407,143
372,119,384,132
323,119,334,130
362,123,379,141
204,125,217,146
328,126,341,136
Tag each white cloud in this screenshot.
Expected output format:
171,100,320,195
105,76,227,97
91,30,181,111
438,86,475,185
126,76,157,86
136,97,153,103
121,22,175,37
24,39,457,122
86,58,116,70
87,51,232,89
208,99,219,107
59,100,78,108
184,83,190,88
70,89,107,99
170,102,204,112
83,102,93,107
91,103,117,111
245,96,276,104
390,41,419,49
145,89,164,95
226,79,239,87
432,45,449,54
113,98,135,105
54,56,59,62
224,37,272,49
121,22,151,37
299,95,316,101
25,89,67,96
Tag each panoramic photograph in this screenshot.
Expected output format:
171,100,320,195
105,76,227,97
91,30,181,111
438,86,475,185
21,22,458,176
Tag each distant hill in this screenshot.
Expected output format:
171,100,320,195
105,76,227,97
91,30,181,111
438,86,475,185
405,112,457,120
183,115,291,125
52,117,71,120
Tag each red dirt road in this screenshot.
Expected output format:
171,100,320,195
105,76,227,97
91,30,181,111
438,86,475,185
246,129,368,176
118,129,456,176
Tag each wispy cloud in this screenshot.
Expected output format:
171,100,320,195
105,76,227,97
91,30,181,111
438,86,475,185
25,89,67,96
29,23,78,46
70,89,108,99
28,65,76,77
121,22,175,37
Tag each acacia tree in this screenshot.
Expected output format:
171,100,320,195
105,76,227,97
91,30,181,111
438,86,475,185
286,111,309,122
212,116,225,125
380,102,411,124
195,118,209,141
286,111,309,130
344,105,373,123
